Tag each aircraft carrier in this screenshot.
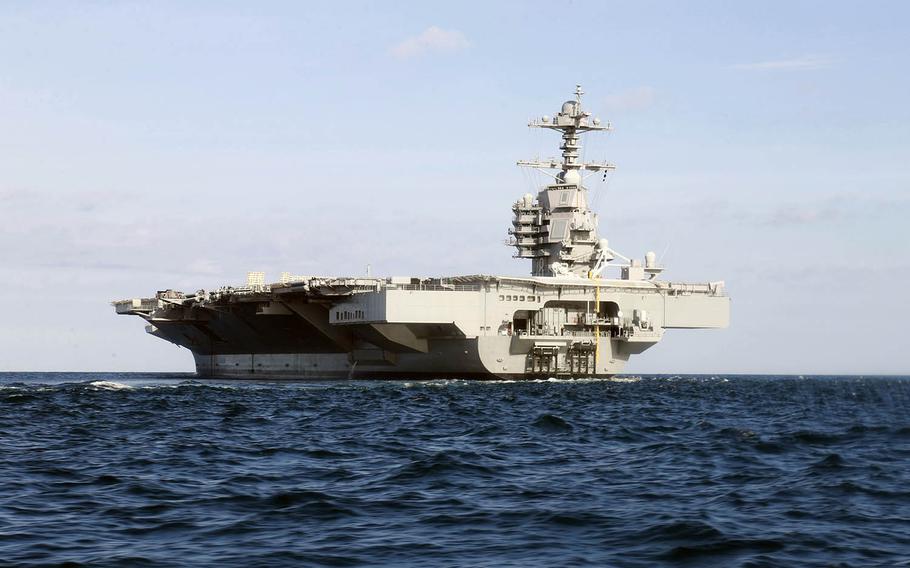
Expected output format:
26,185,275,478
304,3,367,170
114,86,729,379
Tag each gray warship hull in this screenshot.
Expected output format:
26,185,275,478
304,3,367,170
116,275,728,380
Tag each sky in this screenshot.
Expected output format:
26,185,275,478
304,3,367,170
1,1,908,374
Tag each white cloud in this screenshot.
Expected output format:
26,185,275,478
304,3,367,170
730,55,832,71
602,86,657,113
390,26,470,59
759,192,910,227
765,205,840,226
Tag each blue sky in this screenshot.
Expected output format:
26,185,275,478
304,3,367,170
1,1,908,373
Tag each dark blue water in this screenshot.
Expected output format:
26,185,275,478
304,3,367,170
2,374,909,567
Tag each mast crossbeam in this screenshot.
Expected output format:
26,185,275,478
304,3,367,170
516,160,615,171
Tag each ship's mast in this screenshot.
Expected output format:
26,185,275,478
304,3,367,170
511,86,615,277
517,85,615,181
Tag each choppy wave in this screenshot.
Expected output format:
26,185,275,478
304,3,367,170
88,380,133,390
1,373,909,566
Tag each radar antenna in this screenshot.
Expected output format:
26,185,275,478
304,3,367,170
517,84,615,184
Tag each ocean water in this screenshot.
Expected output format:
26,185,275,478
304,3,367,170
1,374,909,567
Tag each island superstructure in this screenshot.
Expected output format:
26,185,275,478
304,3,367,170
114,86,729,379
